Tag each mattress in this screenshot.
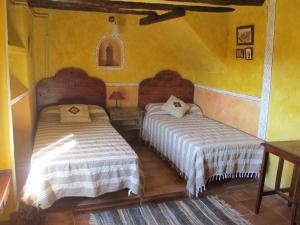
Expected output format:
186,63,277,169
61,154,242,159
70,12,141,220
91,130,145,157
21,106,143,209
142,113,264,196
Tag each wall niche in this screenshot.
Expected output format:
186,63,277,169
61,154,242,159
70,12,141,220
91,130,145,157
96,35,124,70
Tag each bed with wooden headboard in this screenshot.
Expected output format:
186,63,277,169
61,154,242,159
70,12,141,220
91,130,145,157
21,67,143,213
138,70,194,109
139,70,264,196
36,67,106,113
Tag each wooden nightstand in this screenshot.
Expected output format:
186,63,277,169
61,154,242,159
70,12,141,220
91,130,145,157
108,107,144,139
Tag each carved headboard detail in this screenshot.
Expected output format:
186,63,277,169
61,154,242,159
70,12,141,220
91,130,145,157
138,70,194,109
37,68,106,112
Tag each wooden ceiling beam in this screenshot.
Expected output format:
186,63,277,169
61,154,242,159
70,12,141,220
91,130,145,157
28,0,235,13
27,1,157,15
165,0,265,6
140,9,185,25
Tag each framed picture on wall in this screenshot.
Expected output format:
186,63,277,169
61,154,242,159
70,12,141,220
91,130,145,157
236,49,244,58
245,47,253,60
236,25,254,45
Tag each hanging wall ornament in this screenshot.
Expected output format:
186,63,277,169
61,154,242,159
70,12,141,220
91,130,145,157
96,16,124,70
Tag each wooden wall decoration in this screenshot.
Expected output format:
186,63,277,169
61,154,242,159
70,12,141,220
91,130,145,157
138,70,194,109
36,68,106,112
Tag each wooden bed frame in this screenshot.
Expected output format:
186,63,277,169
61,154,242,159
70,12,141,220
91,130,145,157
138,70,194,109
36,68,106,112
21,68,112,224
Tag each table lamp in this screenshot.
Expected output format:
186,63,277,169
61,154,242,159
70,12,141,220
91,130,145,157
109,91,124,108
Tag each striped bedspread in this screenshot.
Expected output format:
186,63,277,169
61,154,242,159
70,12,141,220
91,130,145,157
142,113,264,196
22,108,143,209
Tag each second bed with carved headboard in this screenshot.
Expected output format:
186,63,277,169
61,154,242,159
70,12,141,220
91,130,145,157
21,68,143,210
139,70,264,196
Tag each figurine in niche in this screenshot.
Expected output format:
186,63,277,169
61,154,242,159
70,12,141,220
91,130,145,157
105,44,115,66
98,39,122,67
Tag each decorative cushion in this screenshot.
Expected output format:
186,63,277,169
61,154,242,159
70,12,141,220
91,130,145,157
60,104,91,123
161,95,190,118
42,105,109,118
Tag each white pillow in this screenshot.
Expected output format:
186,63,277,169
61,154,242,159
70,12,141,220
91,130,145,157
161,95,190,118
41,105,60,115
42,104,108,118
88,105,109,120
145,103,169,116
145,103,163,112
188,104,203,116
60,104,91,123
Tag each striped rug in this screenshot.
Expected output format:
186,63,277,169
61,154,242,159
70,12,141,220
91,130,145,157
89,196,251,225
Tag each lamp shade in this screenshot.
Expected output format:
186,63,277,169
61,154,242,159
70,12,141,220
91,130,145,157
109,91,124,100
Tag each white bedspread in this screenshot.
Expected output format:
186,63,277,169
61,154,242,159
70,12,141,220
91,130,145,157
142,113,263,196
22,108,143,209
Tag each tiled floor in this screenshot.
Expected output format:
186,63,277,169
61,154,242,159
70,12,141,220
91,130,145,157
74,184,293,225
31,134,293,225
218,185,291,225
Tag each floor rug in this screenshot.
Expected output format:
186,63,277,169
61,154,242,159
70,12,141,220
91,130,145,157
89,195,251,225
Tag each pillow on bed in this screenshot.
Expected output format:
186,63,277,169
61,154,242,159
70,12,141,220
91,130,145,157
189,104,203,115
88,105,109,120
145,102,202,116
41,105,109,119
161,95,190,118
145,103,169,116
60,104,91,123
41,105,60,115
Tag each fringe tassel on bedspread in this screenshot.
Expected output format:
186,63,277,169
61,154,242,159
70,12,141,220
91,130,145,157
195,172,259,196
185,172,260,197
147,141,259,179
207,172,259,183
146,140,260,197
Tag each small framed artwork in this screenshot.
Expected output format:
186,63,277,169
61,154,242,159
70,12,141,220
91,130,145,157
236,25,254,45
236,49,244,58
245,47,253,60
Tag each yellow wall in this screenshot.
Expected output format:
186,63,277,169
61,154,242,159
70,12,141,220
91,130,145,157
0,0,12,171
33,9,229,84
32,15,47,83
12,91,36,192
0,2,37,221
9,46,32,98
195,5,267,97
29,9,232,110
0,0,15,221
265,0,300,187
8,0,35,90
7,0,36,187
185,12,228,62
193,5,266,136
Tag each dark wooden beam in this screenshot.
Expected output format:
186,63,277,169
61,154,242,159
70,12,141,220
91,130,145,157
27,0,157,15
140,9,185,25
28,0,235,13
165,0,265,6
